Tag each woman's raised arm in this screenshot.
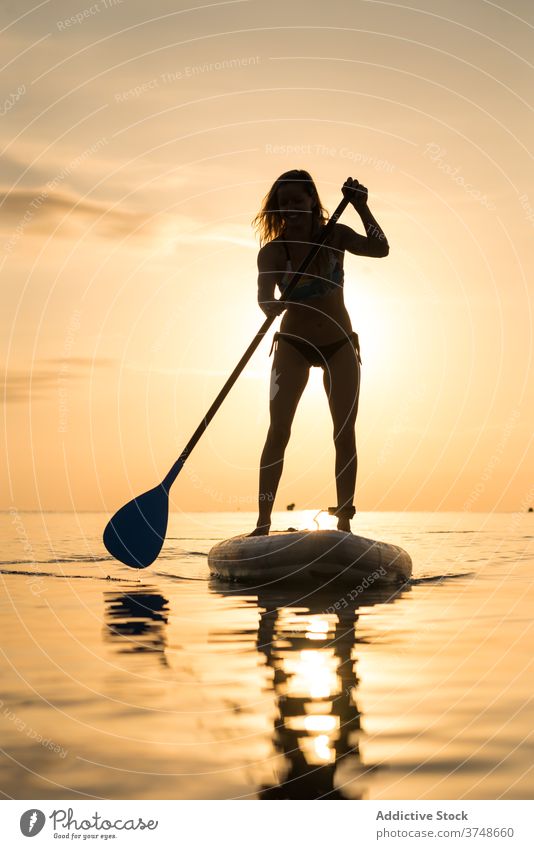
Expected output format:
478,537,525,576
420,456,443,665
337,177,389,258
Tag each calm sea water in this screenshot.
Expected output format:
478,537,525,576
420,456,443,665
1,510,532,800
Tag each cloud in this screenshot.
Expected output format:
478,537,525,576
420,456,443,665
3,358,115,403
0,186,157,240
173,229,256,250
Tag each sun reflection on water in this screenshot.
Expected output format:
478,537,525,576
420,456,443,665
260,608,362,789
284,648,339,700
305,617,330,640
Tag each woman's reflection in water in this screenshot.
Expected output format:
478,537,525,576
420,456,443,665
103,581,406,798
103,586,170,668
253,584,404,799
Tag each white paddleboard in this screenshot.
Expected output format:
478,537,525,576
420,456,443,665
208,529,412,586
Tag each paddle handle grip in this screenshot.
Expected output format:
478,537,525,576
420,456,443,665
162,194,351,491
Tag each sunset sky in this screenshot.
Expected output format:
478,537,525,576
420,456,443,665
2,0,533,514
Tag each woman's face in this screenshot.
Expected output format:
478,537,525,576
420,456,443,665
277,182,315,224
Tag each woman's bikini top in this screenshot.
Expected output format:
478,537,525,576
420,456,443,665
277,233,344,301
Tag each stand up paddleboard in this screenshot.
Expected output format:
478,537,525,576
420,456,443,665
208,530,412,586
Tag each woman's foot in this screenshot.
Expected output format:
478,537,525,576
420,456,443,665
248,522,271,536
337,517,352,533
329,504,356,534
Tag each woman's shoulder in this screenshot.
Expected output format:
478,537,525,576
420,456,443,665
319,222,345,251
257,237,285,269
258,237,287,258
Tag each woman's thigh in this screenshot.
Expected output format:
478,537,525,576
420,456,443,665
269,338,310,428
322,339,361,434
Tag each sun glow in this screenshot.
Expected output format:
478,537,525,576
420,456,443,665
303,510,335,531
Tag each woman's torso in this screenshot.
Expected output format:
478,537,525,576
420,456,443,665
273,226,352,344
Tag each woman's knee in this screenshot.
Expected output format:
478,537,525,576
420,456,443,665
333,425,356,451
267,422,292,448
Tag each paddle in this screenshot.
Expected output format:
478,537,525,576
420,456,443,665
103,194,351,568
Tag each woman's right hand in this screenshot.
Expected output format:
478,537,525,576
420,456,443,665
342,176,368,211
259,299,286,318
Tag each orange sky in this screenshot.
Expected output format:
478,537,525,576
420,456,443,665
2,0,533,513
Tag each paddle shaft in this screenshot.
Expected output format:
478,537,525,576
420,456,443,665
161,195,351,492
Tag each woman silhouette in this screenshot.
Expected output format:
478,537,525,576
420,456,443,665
251,171,389,535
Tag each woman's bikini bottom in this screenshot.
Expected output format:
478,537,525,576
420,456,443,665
269,330,361,369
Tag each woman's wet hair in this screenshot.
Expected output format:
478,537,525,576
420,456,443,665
252,169,329,246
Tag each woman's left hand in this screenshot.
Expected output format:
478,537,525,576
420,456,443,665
342,177,368,211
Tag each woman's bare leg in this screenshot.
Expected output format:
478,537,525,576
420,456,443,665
252,340,309,534
322,339,361,532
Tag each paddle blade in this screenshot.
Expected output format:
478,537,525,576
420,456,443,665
103,484,169,568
